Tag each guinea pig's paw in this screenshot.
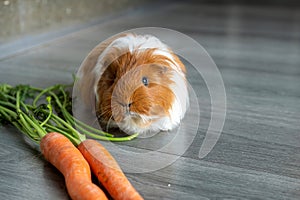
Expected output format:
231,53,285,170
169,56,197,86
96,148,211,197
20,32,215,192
159,128,173,133
161,124,179,133
150,117,175,132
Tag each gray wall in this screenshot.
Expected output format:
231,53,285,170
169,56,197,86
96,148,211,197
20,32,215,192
0,0,151,44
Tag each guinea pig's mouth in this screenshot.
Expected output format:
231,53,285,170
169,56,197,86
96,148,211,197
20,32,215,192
122,112,154,128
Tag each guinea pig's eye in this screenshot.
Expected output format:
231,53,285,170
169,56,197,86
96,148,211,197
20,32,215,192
142,76,149,86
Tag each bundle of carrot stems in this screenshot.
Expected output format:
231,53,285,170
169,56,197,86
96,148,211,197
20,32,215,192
0,83,143,200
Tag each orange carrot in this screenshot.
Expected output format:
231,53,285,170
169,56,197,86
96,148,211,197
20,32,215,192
0,84,141,199
40,132,108,200
78,139,144,200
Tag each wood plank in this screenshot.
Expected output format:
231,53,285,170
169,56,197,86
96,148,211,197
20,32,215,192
0,1,299,199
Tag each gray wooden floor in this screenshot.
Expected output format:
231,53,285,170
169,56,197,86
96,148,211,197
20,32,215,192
1,2,300,200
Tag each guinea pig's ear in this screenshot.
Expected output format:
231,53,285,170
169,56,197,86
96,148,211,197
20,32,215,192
160,66,169,74
151,64,168,75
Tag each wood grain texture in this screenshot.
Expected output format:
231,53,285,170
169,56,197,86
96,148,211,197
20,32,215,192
0,2,300,200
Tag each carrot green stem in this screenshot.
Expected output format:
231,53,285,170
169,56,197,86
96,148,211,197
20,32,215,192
0,100,16,109
20,101,30,114
40,96,52,127
0,82,139,146
64,111,114,137
49,90,114,137
43,123,81,145
33,85,59,107
0,105,18,119
0,109,32,139
59,86,67,107
50,113,86,144
16,90,47,139
21,112,46,138
85,132,139,142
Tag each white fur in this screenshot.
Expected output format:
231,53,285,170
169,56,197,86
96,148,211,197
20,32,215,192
92,33,189,133
168,70,189,125
112,34,170,54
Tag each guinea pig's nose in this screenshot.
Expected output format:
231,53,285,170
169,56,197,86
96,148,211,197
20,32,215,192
121,102,132,114
118,101,133,109
125,102,133,112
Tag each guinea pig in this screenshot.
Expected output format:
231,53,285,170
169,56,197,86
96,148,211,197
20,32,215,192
76,33,189,134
